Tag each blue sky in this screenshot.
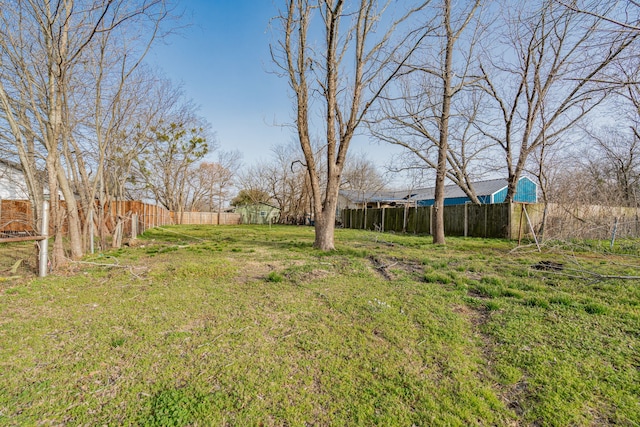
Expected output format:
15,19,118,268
149,0,294,165
148,0,400,174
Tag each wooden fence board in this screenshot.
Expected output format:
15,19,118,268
444,205,466,236
343,203,524,239
0,198,241,234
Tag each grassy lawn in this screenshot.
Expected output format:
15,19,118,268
0,225,638,426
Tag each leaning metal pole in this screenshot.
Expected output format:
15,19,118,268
39,201,49,277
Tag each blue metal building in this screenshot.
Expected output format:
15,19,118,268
414,177,537,206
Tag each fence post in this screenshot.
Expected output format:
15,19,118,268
507,201,512,239
131,214,138,240
403,204,408,233
522,204,541,252
484,204,488,237
610,217,619,249
464,202,468,237
39,201,49,278
364,206,367,230
381,207,385,233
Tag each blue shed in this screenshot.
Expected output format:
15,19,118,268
414,177,537,207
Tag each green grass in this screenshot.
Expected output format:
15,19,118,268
0,225,638,426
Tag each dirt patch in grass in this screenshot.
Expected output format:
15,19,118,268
367,255,424,281
233,260,278,283
454,302,531,420
232,258,315,284
368,256,395,280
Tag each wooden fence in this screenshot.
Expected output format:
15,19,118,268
0,199,240,236
0,200,38,234
172,211,241,226
342,203,513,238
341,202,640,240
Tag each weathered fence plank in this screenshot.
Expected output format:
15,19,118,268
342,203,523,239
0,198,241,235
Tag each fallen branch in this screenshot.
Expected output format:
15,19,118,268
377,261,398,270
72,260,126,268
532,266,640,281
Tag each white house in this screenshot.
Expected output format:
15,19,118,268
0,159,30,200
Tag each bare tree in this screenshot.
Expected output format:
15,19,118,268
237,143,312,224
341,153,388,195
583,127,639,206
369,0,484,244
272,0,428,249
558,0,640,32
0,0,172,265
189,150,242,223
230,188,272,206
478,0,638,204
136,119,210,222
265,143,312,224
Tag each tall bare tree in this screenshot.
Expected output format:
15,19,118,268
188,150,242,223
0,0,172,265
341,153,388,196
236,143,312,224
558,0,640,32
272,0,428,249
136,120,210,221
478,0,638,203
369,0,483,244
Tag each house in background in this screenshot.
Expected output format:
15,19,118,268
234,202,280,225
337,189,413,211
338,177,537,209
413,177,537,206
0,159,30,200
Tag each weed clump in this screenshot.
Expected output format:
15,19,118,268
142,388,207,427
266,271,284,282
584,302,608,315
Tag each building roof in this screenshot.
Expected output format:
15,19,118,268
0,158,24,173
234,201,280,210
339,189,413,204
340,178,529,204
410,178,510,201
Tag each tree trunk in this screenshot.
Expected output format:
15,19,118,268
56,165,84,259
314,208,336,250
432,175,446,244
112,217,123,248
432,0,454,245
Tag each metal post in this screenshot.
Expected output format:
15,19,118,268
610,217,619,250
89,209,94,254
522,204,541,252
39,201,49,277
403,204,408,233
